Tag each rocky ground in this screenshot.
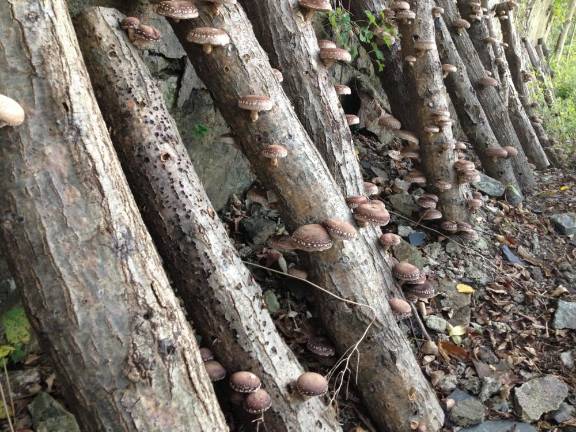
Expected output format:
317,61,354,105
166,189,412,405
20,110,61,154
0,133,574,431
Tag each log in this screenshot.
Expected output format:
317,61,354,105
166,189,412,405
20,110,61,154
397,0,470,223
435,0,538,191
553,0,576,58
165,3,444,431
434,16,523,203
0,1,227,431
75,7,340,432
522,37,554,106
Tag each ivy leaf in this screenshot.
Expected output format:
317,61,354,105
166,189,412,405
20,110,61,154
365,10,378,26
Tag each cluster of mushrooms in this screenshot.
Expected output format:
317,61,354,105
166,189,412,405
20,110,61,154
200,346,329,415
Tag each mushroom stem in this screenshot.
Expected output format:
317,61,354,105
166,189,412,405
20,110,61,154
173,18,180,23
304,10,315,21
203,44,213,54
323,59,335,68
271,158,279,167
443,71,449,78
250,111,259,122
211,4,221,16
127,29,135,42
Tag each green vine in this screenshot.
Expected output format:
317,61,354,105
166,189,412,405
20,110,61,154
327,8,398,72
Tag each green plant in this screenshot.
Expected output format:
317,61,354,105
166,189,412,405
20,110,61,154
327,8,398,72
0,306,31,365
191,122,210,139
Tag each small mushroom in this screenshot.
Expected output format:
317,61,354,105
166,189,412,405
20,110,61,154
187,27,230,54
424,125,440,135
204,360,227,381
404,280,436,299
306,337,336,357
442,63,457,78
458,169,481,184
379,114,402,130
132,24,162,47
299,0,332,21
405,170,427,185
391,0,410,10
230,371,261,393
502,146,518,157
380,233,401,249
393,261,421,283
435,180,453,191
454,159,475,172
203,0,237,16
346,114,360,126
364,181,379,196
485,147,508,159
288,267,308,280
478,76,498,87
318,39,337,49
421,208,443,220
441,220,458,233
243,389,272,414
296,372,328,397
291,224,333,252
200,347,214,362
467,198,483,210
0,95,25,128
483,36,499,44
354,201,390,227
417,195,438,209
432,6,444,17
261,144,288,167
120,16,140,41
334,84,352,95
156,1,199,21
455,141,467,150
323,218,357,240
453,18,471,33
393,129,419,146
320,47,352,68
389,297,413,319
272,68,284,83
404,55,417,66
238,95,274,122
346,195,370,209
461,230,480,241
396,9,416,24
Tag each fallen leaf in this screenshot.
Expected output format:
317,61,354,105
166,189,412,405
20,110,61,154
438,340,470,361
457,283,475,294
448,324,467,337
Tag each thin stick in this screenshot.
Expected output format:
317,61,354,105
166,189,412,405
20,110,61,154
2,361,15,427
410,302,432,341
0,362,15,432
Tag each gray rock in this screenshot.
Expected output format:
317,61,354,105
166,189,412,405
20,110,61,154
425,315,448,333
450,398,485,427
397,225,415,237
479,377,502,402
461,421,537,432
473,173,505,197
437,279,472,327
388,193,418,216
449,389,475,402
438,374,459,394
392,241,426,269
552,402,575,424
554,300,576,329
28,393,81,432
240,216,278,245
514,375,569,421
560,351,574,369
550,213,576,235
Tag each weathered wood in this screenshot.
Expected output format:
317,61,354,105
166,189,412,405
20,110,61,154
522,37,554,106
536,40,553,76
165,4,444,431
75,8,341,432
435,0,537,191
0,1,227,431
434,16,523,203
553,0,576,58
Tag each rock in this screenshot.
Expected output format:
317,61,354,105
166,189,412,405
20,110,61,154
550,213,576,235
514,375,569,422
552,402,575,424
560,351,574,369
392,241,426,268
397,225,415,237
478,377,502,402
28,393,81,432
425,315,448,333
448,389,475,402
554,301,576,329
240,216,278,245
461,421,537,432
437,279,471,327
450,398,485,427
473,173,505,197
437,374,459,394
408,231,427,246
388,193,418,216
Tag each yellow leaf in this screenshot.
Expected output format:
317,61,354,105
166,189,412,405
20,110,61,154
0,401,12,420
448,325,466,337
559,185,570,191
457,283,475,294
0,345,14,359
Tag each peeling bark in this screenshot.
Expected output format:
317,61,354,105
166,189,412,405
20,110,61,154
165,4,444,431
434,17,522,203
0,1,227,431
75,8,341,432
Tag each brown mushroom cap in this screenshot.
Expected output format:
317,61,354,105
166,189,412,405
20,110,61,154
502,146,518,157
454,159,476,172
389,297,413,317
459,170,481,184
396,10,416,21
120,16,140,30
318,39,337,49
323,218,357,240
346,114,360,126
204,360,227,381
296,372,329,397
272,68,284,83
485,147,508,158
417,195,438,209
421,208,443,220
455,141,467,150
404,55,417,65
432,6,445,16
200,347,214,362
393,261,421,282
306,337,336,357
461,230,480,241
299,0,332,13
478,76,499,87
334,84,351,95
380,233,402,247
354,202,391,226
0,95,25,128
442,63,457,73
404,281,436,299
238,95,274,122
187,27,230,52
393,129,419,145
406,170,427,185
243,389,272,414
454,18,471,29
391,0,410,10
440,220,458,233
435,180,453,191
467,198,483,210
414,40,436,51
157,1,199,20
320,48,352,66
133,24,162,41
424,125,440,134
346,195,370,209
379,114,402,130
261,144,288,163
291,224,333,252
364,181,379,196
230,371,262,393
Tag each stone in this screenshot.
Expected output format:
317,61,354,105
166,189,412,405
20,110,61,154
240,216,278,245
461,421,537,432
478,377,502,402
560,351,574,369
553,300,576,330
397,225,415,237
514,375,569,422
425,315,448,333
552,402,575,424
473,173,505,197
392,241,426,268
450,398,485,427
28,392,81,432
437,279,472,327
437,374,459,394
550,213,576,235
388,193,418,216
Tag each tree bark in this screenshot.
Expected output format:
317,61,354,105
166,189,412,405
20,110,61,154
536,39,553,76
553,0,576,58
522,37,555,106
434,16,523,203
0,1,227,431
396,0,470,223
436,0,538,190
165,4,445,431
75,7,340,432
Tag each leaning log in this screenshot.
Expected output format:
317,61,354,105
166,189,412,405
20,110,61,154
522,37,554,106
0,1,227,431
165,3,445,431
434,16,522,203
75,7,340,432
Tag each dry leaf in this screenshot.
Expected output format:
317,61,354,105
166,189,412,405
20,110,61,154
457,283,475,294
438,340,470,361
